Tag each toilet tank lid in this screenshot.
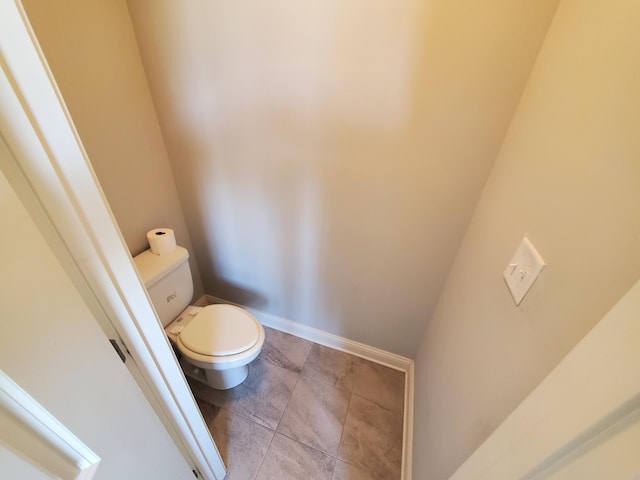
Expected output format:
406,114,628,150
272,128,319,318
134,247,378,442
133,246,189,288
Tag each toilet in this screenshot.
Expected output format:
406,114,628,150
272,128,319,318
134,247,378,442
133,246,264,390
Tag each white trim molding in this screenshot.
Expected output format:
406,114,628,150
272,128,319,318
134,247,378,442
402,362,415,480
0,371,101,480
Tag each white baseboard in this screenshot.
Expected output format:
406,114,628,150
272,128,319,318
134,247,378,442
198,295,412,372
196,293,415,479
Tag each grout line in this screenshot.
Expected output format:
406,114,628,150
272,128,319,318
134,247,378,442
190,385,259,431
253,425,276,480
275,429,339,459
273,365,302,433
349,390,405,417
334,385,354,466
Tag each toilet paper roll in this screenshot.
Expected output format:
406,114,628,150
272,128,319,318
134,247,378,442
147,228,177,255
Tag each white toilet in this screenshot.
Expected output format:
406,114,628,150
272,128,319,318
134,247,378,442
133,246,265,390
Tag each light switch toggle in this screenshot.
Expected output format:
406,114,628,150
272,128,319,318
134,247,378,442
503,237,545,306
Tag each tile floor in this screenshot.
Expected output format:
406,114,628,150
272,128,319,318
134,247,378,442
189,326,405,480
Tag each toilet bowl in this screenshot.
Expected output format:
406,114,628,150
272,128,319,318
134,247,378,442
166,304,265,389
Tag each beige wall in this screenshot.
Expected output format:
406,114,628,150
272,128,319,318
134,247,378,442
413,0,640,477
22,0,204,298
126,0,558,356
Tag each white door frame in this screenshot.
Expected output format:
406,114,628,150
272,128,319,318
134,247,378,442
0,1,225,479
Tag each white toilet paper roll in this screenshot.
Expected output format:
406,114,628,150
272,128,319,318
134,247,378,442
147,228,177,255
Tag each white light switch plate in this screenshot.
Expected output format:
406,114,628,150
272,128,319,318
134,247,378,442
503,237,545,306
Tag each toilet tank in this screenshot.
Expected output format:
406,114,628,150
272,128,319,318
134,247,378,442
133,246,193,327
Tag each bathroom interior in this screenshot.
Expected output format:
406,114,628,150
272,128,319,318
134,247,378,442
11,0,640,478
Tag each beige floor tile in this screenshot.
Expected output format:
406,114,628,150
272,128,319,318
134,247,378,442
332,460,373,480
195,397,219,425
338,394,403,480
259,326,313,373
209,407,274,480
301,344,362,391
256,433,335,480
190,332,407,480
278,376,350,455
353,360,405,415
189,359,298,429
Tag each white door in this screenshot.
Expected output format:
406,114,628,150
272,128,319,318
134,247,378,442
450,278,640,480
0,163,195,480
1,448,54,480
1,369,101,480
540,411,640,480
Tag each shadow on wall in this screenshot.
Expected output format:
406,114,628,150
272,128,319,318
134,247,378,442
175,117,332,321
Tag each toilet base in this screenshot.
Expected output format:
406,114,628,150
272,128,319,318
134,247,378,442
204,365,249,390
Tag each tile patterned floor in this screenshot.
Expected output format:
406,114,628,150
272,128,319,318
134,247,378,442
189,326,405,480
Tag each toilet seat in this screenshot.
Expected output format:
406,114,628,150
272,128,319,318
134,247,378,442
176,304,265,370
180,304,260,356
